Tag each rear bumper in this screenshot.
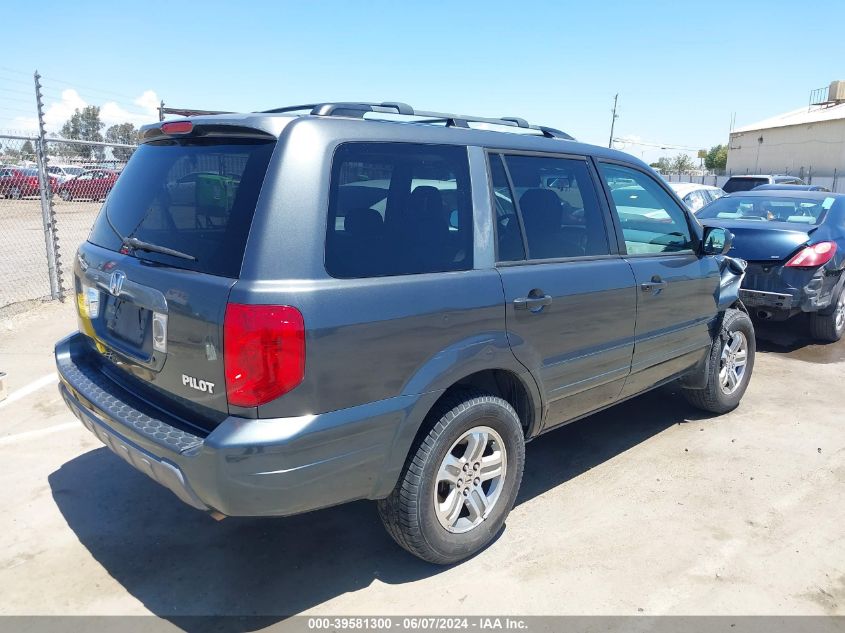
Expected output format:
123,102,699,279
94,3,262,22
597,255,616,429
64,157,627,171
56,333,433,517
740,265,841,318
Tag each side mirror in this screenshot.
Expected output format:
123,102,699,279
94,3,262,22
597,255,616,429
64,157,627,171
702,226,733,255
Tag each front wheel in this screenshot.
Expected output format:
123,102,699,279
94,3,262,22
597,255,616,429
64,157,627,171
59,190,72,201
378,390,525,564
683,308,755,414
809,287,845,343
9,187,21,200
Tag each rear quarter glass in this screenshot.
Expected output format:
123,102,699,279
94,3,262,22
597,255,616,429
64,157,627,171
88,138,275,278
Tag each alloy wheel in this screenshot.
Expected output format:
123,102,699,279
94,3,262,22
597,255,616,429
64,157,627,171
835,293,845,333
719,330,749,395
434,425,507,534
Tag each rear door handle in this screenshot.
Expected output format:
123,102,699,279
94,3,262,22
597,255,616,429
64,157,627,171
640,276,668,293
513,294,553,311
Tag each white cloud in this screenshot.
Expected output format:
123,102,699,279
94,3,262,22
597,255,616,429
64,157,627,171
1,88,160,135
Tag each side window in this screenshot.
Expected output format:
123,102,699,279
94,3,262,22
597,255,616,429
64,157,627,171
599,163,694,255
501,154,610,260
684,190,706,212
488,154,525,262
325,142,473,278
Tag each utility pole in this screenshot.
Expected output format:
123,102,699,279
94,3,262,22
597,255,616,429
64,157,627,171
608,93,619,148
33,70,63,301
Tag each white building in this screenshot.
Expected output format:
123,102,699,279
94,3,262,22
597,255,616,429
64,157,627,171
727,80,845,179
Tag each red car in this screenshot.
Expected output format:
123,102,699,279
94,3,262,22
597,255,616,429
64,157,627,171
56,169,118,201
0,167,57,199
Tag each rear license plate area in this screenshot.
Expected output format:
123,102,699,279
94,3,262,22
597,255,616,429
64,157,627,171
105,297,150,347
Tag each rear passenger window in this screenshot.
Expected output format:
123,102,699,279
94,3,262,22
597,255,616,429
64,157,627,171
493,154,610,261
326,143,473,278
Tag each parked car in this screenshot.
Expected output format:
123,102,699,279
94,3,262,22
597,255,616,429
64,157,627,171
669,182,726,213
752,183,831,192
55,169,118,201
698,190,845,341
0,166,56,198
55,102,755,564
722,174,804,193
47,164,85,183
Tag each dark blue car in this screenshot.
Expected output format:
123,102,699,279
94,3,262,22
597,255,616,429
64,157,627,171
698,190,845,341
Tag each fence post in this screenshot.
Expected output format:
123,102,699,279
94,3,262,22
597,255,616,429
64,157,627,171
833,168,838,193
33,71,63,301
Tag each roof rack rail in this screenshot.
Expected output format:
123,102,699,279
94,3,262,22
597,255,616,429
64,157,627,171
260,101,573,140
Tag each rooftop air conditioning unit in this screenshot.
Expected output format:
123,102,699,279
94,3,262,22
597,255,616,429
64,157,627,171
828,80,845,103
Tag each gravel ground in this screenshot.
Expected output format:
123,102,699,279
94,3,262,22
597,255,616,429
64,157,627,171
0,198,98,309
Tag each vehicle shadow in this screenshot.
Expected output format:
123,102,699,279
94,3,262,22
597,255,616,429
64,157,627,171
753,315,845,364
49,385,706,631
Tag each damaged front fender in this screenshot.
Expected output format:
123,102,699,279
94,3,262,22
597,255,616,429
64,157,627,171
716,255,747,312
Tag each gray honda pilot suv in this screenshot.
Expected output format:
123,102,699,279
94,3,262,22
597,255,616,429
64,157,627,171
55,102,755,564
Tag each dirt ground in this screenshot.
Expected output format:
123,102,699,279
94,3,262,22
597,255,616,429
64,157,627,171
0,198,97,308
0,301,843,625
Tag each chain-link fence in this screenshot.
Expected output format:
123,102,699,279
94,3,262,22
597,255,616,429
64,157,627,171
0,135,53,309
0,134,136,312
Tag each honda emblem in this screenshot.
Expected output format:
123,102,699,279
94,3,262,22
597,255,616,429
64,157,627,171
109,271,126,297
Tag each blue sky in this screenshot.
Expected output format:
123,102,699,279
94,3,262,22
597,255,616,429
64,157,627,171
2,0,844,163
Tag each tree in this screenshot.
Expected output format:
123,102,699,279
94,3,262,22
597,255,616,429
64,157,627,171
20,140,35,161
670,153,696,174
704,144,728,171
654,156,674,173
105,123,139,161
60,106,105,160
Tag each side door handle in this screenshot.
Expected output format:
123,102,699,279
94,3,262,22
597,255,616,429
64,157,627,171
640,276,668,293
513,294,553,311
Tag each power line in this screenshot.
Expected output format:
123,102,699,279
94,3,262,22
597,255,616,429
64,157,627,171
39,74,150,104
613,137,700,151
0,66,30,76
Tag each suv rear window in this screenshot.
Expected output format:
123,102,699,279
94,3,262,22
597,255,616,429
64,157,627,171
723,177,767,193
88,138,275,277
325,142,473,278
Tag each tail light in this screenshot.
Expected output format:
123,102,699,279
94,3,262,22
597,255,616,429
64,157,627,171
785,241,837,268
223,304,305,408
161,121,193,135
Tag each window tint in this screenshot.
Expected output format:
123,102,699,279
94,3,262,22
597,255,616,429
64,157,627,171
600,163,694,255
325,143,473,278
488,154,525,262
88,138,275,277
500,154,610,260
723,177,767,193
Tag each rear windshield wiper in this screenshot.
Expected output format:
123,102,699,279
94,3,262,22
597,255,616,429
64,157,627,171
122,237,197,261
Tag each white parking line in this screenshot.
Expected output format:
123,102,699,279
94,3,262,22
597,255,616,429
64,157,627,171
0,373,58,410
0,421,79,446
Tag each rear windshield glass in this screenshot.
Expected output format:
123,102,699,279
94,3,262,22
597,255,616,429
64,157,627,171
722,177,766,193
88,138,275,277
697,195,833,225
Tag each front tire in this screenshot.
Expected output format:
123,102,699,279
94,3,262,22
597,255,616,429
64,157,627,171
683,308,755,414
9,187,21,200
59,190,72,201
809,287,845,343
378,390,525,564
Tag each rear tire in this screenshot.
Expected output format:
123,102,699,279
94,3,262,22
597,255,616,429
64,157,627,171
59,190,72,201
9,187,21,200
809,286,845,343
683,308,755,414
378,389,525,564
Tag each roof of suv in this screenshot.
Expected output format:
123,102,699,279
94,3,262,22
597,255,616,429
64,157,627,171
140,101,652,169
